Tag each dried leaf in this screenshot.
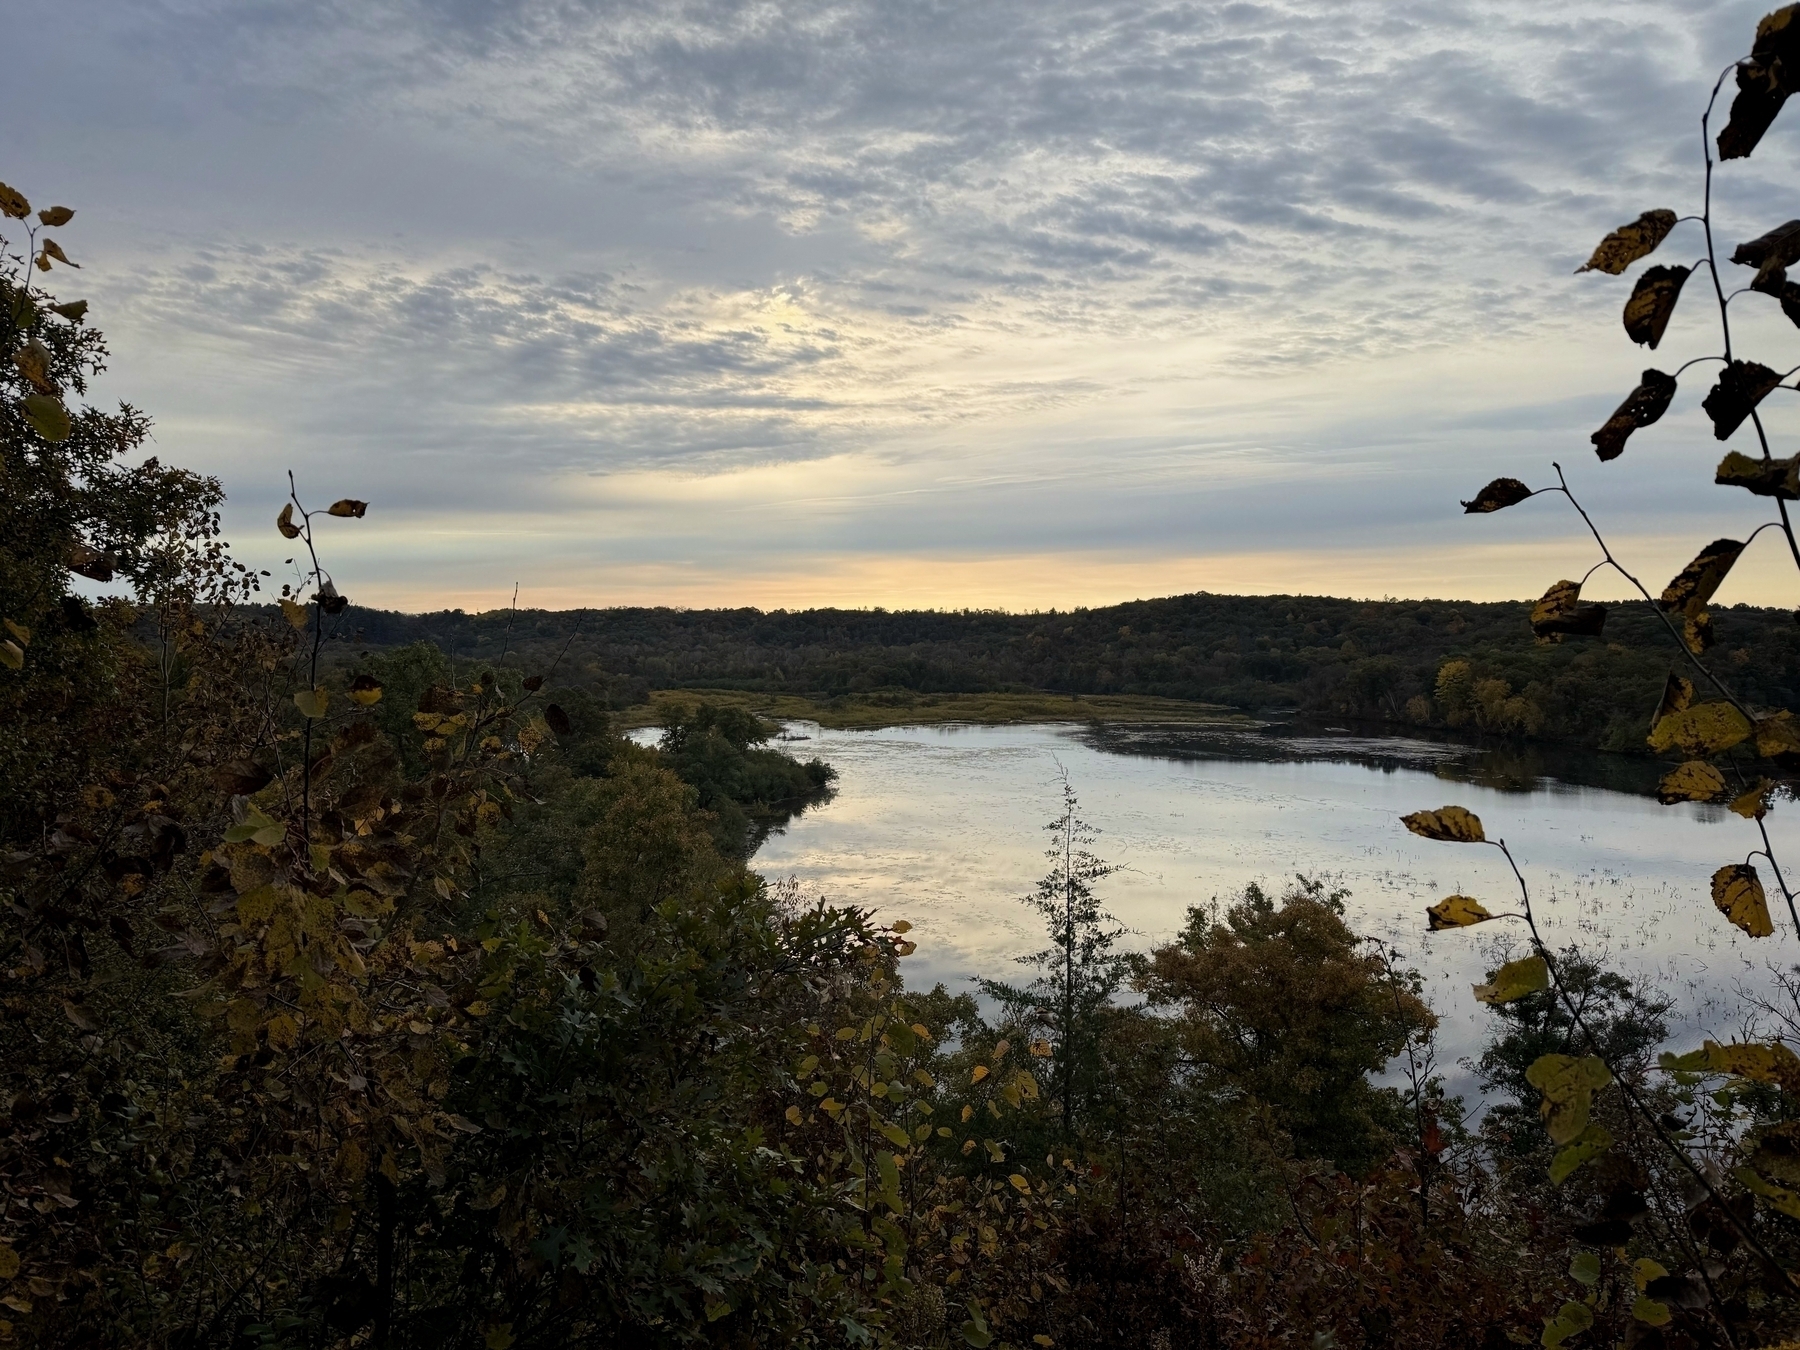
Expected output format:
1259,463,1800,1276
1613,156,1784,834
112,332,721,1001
36,206,72,227
1733,218,1800,288
66,543,114,582
1577,210,1678,274
1401,805,1485,842
1716,450,1800,499
1474,954,1549,1005
48,299,86,322
1530,579,1607,640
327,498,368,518
1656,761,1726,804
38,239,77,269
12,339,53,393
1682,612,1716,655
1460,476,1533,513
1427,894,1493,929
0,640,21,671
1623,265,1690,348
1591,369,1677,461
1713,863,1774,938
1719,6,1800,160
522,675,544,692
1660,539,1744,621
62,1000,95,1032
1703,361,1783,440
315,579,348,615
21,394,71,443
1652,673,1695,731
213,760,273,796
0,183,28,219
276,503,301,539
1647,702,1752,756
544,704,572,736
348,674,384,706
278,598,309,629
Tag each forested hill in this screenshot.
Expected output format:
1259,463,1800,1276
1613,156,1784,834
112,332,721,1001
332,591,1800,751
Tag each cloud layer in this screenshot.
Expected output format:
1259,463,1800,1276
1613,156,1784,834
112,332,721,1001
10,0,1800,607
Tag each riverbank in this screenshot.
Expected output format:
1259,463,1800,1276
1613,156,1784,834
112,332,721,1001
617,687,1247,732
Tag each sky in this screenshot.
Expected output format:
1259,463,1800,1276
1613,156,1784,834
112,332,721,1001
10,0,1800,613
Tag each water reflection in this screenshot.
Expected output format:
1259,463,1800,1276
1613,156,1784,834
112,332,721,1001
749,720,1800,1103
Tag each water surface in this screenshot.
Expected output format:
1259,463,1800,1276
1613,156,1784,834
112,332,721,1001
747,721,1800,1098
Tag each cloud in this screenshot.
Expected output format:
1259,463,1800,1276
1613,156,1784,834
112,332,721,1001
8,0,1800,604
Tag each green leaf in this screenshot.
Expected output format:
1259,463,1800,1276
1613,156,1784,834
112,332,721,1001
294,687,328,720
1473,955,1548,1006
879,1121,912,1149
1631,1296,1671,1327
1541,1301,1593,1348
962,1303,994,1348
1577,210,1678,274
1525,1054,1610,1144
1550,1125,1613,1184
20,394,71,442
1568,1251,1601,1286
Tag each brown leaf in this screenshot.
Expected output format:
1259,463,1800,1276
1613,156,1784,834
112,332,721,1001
12,339,53,394
1657,761,1726,804
1647,703,1752,756
1591,369,1677,461
522,674,544,692
35,206,73,227
0,183,28,219
327,499,368,518
1719,6,1800,160
1531,579,1607,640
38,239,78,269
1660,539,1744,619
1716,449,1800,499
1461,477,1534,514
1713,863,1774,938
1733,218,1800,288
62,1000,95,1032
49,300,87,322
315,579,348,615
1401,805,1485,843
1755,710,1800,759
544,704,573,736
1623,265,1690,348
276,503,301,539
213,760,274,796
66,543,115,583
1577,210,1679,274
1703,361,1783,440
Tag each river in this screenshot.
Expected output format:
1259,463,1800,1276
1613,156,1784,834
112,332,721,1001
740,719,1800,1103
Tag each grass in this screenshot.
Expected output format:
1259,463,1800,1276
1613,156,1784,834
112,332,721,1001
618,688,1248,732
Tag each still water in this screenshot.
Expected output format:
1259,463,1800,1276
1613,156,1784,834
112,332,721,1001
744,720,1800,1099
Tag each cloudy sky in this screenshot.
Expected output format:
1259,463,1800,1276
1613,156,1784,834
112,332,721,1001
11,0,1800,611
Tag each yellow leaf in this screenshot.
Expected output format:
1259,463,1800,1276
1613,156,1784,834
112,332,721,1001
4,619,29,646
1632,1259,1668,1292
38,239,76,268
1712,863,1773,938
1756,711,1800,759
1473,954,1548,1005
0,182,28,218
347,674,383,706
13,340,52,393
1525,1054,1611,1144
961,1104,973,1123
0,1246,18,1279
294,687,328,719
1008,1173,1030,1193
971,1064,990,1084
276,503,301,539
279,598,309,629
890,919,911,933
1401,805,1485,843
1656,760,1725,804
1646,702,1751,756
1659,539,1744,620
1029,1039,1052,1057
1706,1039,1800,1091
1530,578,1607,639
37,206,73,227
1427,894,1493,930
266,1013,299,1050
785,1105,803,1125
1731,779,1774,819
0,641,20,671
